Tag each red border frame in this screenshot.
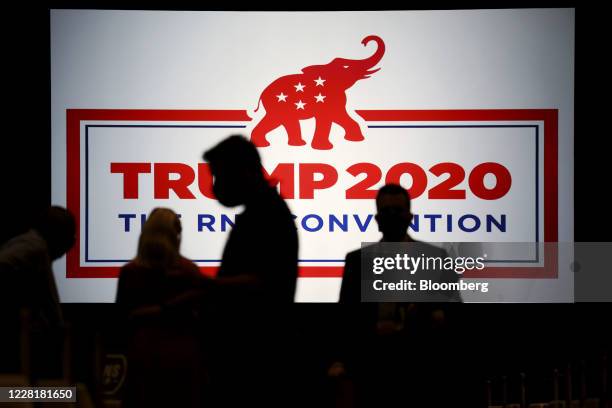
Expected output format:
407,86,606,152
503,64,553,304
66,109,558,279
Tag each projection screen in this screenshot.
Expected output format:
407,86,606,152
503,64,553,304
51,9,574,302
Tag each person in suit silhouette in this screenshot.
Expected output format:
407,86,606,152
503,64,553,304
334,184,461,407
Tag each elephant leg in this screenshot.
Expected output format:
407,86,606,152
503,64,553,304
335,111,365,142
251,115,281,147
283,119,306,146
311,118,333,150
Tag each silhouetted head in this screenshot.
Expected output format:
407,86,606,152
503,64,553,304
136,207,181,269
203,135,266,207
33,206,76,260
375,184,413,242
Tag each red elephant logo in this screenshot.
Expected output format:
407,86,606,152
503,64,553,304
251,35,385,150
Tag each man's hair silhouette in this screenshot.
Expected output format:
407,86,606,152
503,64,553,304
203,134,266,207
33,206,76,260
375,183,413,242
376,183,411,211
204,134,262,172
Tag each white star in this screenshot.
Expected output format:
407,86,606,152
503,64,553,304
294,82,305,92
314,93,326,103
295,100,306,110
276,92,287,102
314,76,326,86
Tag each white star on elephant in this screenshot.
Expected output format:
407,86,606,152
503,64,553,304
314,77,326,86
314,93,326,103
295,100,306,110
294,82,305,92
276,92,287,102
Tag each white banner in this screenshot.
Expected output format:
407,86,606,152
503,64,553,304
51,9,574,302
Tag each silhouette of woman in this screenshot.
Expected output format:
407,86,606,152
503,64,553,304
117,207,206,408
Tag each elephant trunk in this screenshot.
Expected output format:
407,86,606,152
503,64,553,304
333,35,385,79
358,35,385,70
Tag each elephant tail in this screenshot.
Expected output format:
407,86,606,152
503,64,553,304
254,97,262,113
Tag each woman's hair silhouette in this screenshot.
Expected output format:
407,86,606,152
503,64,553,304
135,207,182,269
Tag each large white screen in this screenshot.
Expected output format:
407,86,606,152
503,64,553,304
51,9,574,302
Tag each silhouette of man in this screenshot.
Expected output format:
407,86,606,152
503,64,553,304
0,206,75,328
201,135,299,407
203,134,298,302
340,183,461,305
334,184,461,407
0,206,75,377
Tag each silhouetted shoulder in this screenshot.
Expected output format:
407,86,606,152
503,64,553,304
0,230,48,272
344,248,361,264
174,256,202,277
339,248,364,304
